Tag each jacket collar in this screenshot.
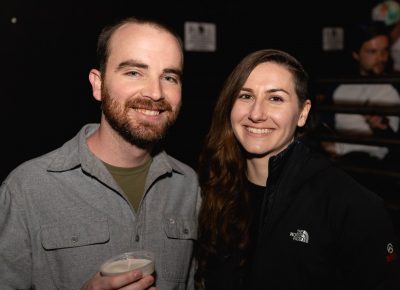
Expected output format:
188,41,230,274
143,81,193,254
268,140,297,185
261,140,331,235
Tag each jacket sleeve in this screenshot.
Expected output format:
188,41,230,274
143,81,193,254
0,180,32,289
335,190,400,290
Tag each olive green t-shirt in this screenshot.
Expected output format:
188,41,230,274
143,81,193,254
103,158,152,211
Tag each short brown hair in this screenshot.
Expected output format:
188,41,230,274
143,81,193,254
96,16,183,75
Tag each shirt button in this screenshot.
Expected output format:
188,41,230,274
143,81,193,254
169,218,175,224
135,234,140,242
183,228,189,234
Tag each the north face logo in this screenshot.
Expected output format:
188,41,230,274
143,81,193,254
289,229,309,243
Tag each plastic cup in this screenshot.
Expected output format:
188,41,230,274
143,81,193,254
100,250,155,276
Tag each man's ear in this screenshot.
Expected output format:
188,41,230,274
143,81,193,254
352,51,360,62
89,69,102,101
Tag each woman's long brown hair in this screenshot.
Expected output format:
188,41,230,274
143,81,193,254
195,49,310,288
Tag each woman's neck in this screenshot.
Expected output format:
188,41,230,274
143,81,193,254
246,156,269,186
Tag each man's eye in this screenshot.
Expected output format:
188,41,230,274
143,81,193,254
164,75,179,83
126,71,140,77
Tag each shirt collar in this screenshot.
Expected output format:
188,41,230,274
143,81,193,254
47,123,186,176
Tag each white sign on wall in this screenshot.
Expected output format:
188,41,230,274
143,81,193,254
184,21,216,52
322,27,344,51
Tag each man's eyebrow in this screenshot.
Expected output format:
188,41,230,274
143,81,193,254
115,60,148,72
164,68,183,78
115,60,182,78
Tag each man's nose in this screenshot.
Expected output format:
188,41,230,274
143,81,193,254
141,78,163,101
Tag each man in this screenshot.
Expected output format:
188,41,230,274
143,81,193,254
0,17,201,290
321,22,400,240
326,21,400,164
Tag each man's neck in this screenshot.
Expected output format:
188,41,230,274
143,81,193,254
86,123,152,168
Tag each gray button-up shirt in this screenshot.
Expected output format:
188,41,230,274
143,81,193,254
0,124,201,290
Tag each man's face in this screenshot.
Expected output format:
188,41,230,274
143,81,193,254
354,35,390,76
99,23,183,148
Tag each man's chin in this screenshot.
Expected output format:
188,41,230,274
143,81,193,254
125,136,159,149
373,66,385,75
125,130,167,149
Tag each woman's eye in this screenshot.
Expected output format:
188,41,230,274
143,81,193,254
238,94,252,100
270,95,283,102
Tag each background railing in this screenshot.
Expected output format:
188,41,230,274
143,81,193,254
311,76,400,183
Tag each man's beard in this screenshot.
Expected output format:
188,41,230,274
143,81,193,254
101,86,180,149
367,62,386,75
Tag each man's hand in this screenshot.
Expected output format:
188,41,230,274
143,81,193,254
365,115,390,130
81,270,155,290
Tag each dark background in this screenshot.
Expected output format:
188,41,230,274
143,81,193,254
1,1,377,180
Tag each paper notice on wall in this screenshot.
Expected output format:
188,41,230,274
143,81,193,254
184,22,216,52
322,27,344,51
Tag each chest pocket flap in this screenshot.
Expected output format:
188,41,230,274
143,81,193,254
163,216,197,240
41,219,110,249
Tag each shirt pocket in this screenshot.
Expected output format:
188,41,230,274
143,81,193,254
161,215,197,283
40,218,110,290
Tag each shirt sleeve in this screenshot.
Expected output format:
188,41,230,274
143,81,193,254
0,180,32,289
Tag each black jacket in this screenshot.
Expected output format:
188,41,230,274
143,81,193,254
204,141,399,290
248,141,399,290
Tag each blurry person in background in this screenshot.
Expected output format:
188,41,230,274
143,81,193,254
319,22,400,238
323,21,400,170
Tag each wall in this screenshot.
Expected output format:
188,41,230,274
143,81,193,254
1,0,374,180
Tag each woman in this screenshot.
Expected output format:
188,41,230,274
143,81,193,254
195,49,399,290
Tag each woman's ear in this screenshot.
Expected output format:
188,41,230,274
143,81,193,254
89,69,102,101
298,99,311,127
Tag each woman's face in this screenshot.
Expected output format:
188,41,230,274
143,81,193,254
230,62,310,158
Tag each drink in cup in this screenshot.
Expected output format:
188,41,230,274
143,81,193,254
100,250,155,276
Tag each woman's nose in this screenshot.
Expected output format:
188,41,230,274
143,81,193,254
248,101,268,122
